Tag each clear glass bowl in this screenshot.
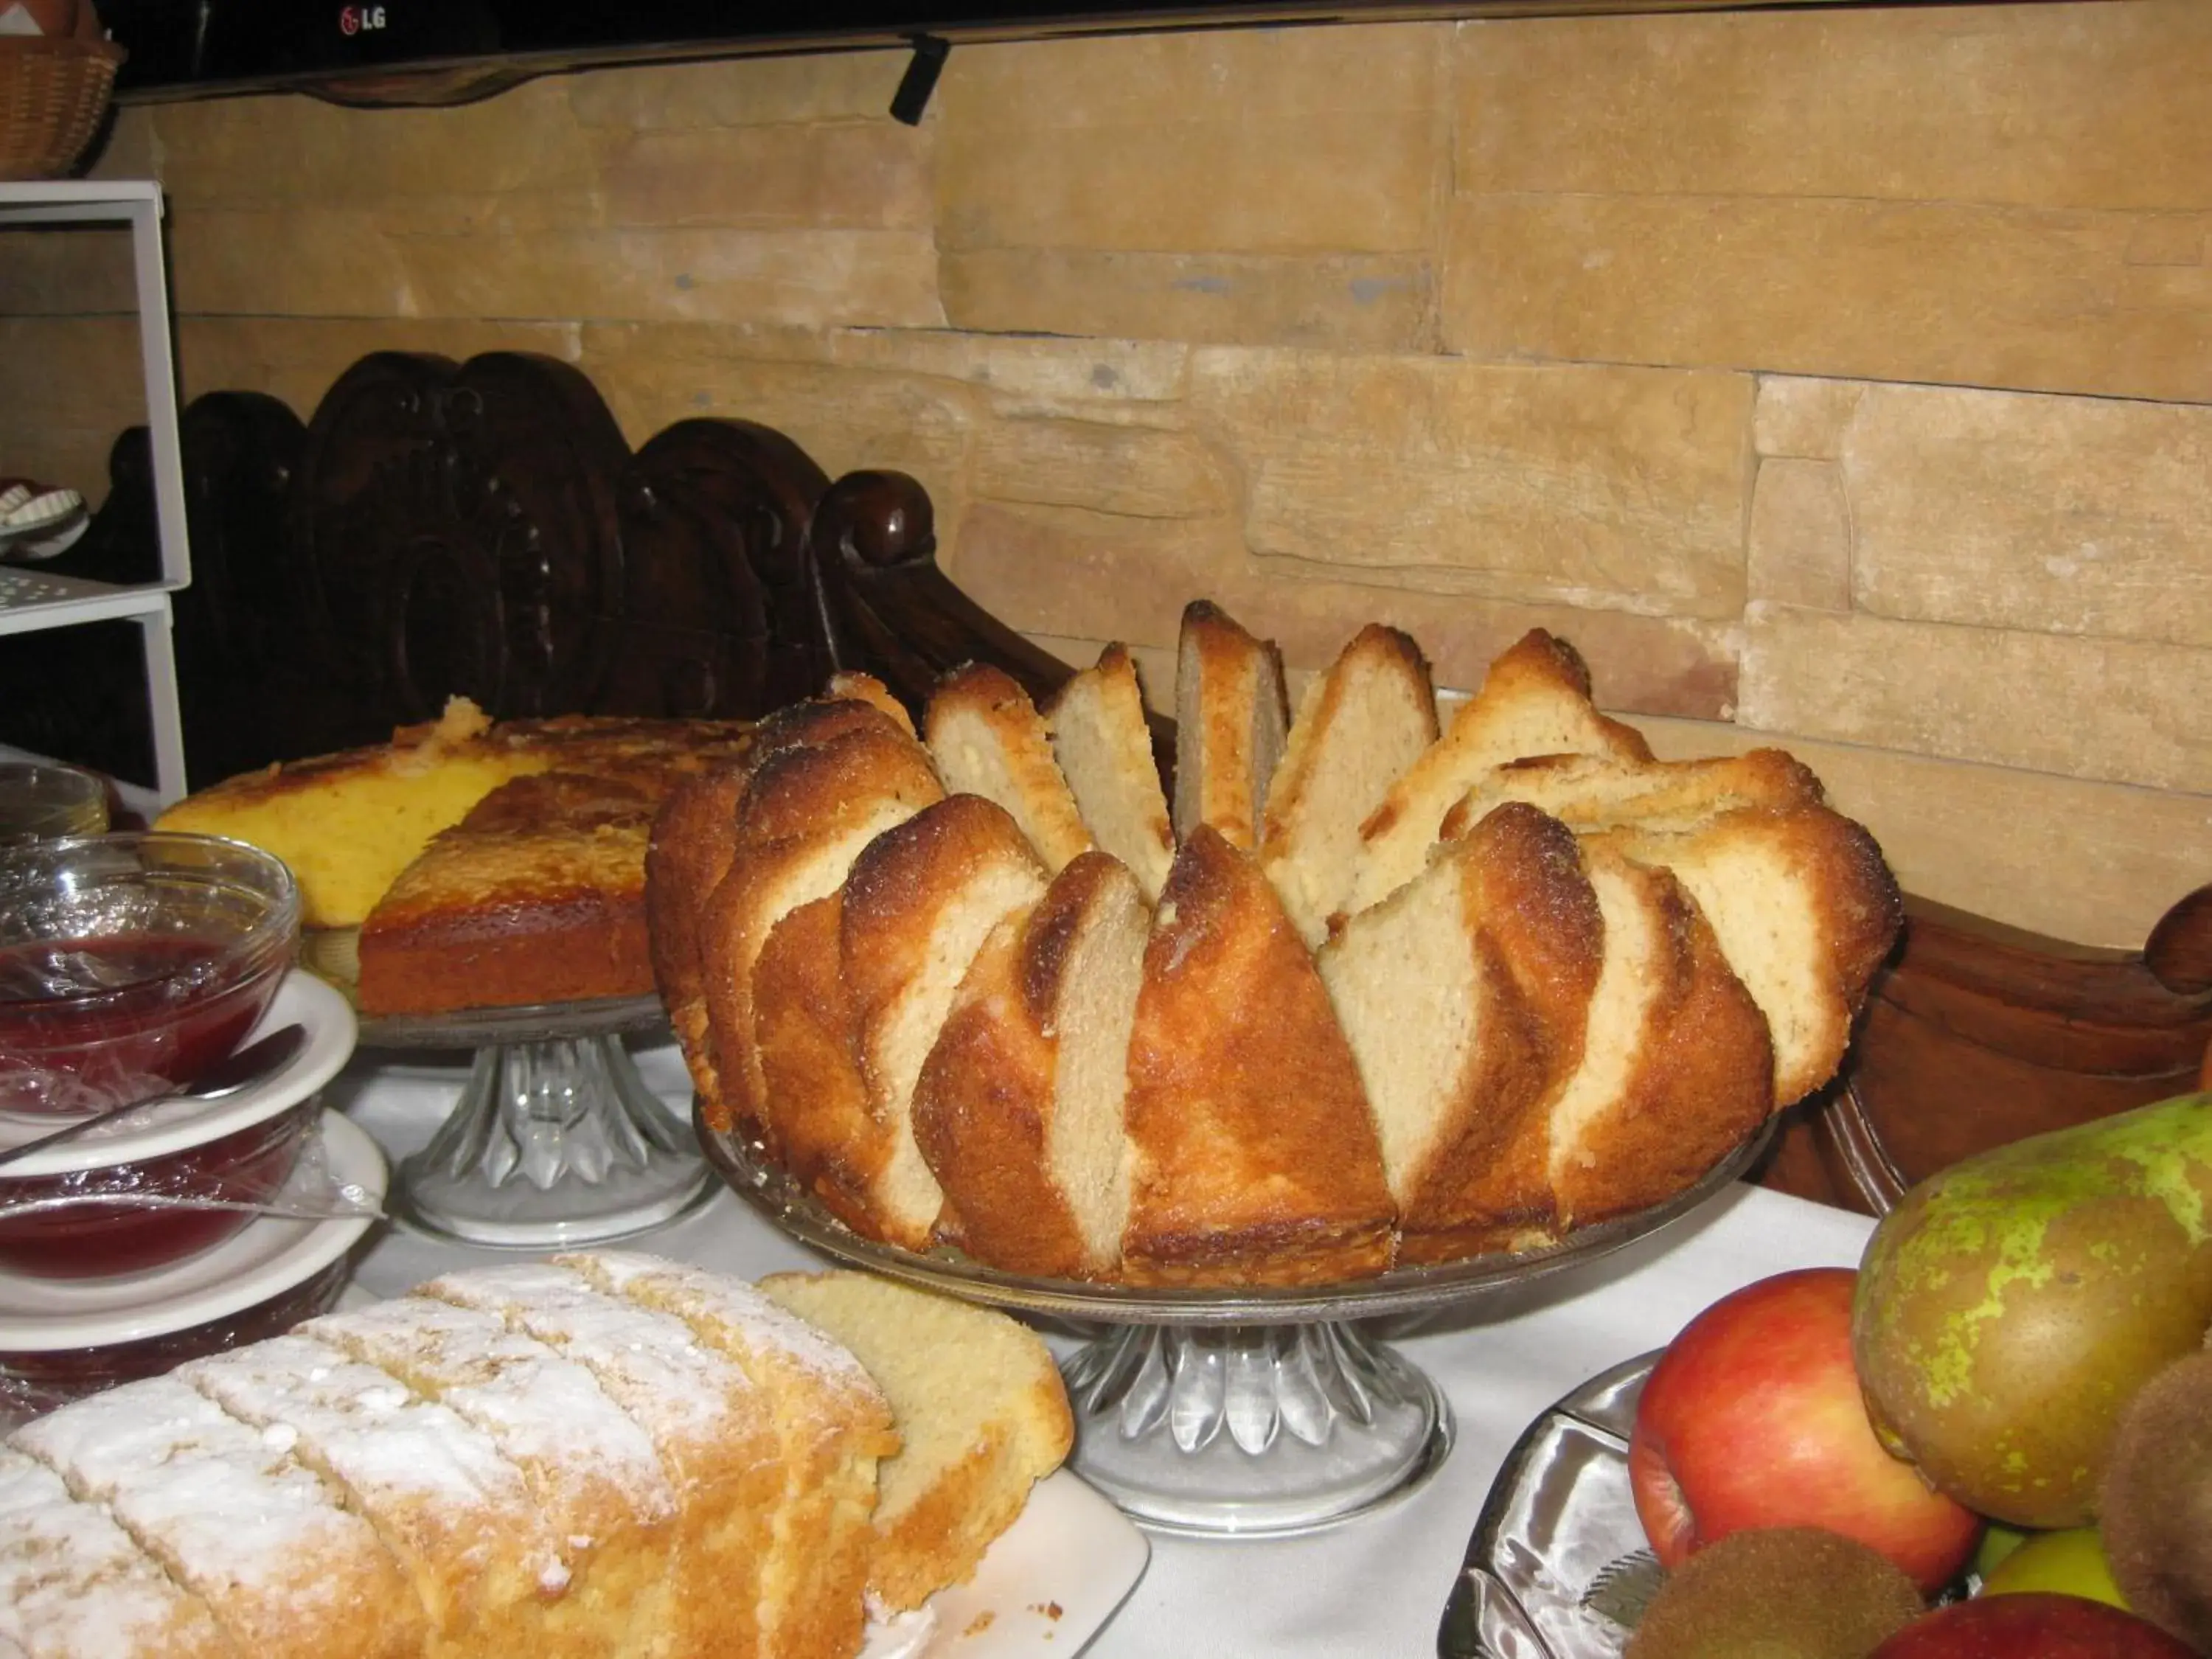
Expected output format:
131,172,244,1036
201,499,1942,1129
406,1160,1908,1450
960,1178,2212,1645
0,1095,321,1279
0,832,302,1115
0,762,108,844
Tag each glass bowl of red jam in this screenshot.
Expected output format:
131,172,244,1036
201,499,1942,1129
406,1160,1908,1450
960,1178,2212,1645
0,832,302,1116
0,1095,321,1279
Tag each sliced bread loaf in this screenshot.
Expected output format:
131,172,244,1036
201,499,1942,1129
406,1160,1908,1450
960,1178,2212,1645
555,1253,900,1659
177,1335,577,1659
299,1294,681,1659
1169,600,1290,853
1544,846,1775,1229
1260,622,1440,947
417,1260,841,1659
1345,629,1651,918
755,1271,1073,1614
1318,801,1603,1260
8,1382,424,1659
696,712,944,1138
923,663,1095,873
911,851,1150,1279
1044,644,1173,902
1444,747,1823,839
0,1444,236,1659
1585,804,1904,1106
838,795,1052,1249
1123,824,1396,1284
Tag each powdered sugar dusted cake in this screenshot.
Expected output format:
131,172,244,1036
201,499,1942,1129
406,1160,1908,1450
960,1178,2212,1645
0,1251,1065,1659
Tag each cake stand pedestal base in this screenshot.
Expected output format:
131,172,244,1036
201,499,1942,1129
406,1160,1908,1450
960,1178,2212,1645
398,1034,709,1248
1060,1321,1454,1537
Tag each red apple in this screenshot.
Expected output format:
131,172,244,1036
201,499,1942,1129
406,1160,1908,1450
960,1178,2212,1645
1628,1266,1982,1595
1868,1592,2199,1657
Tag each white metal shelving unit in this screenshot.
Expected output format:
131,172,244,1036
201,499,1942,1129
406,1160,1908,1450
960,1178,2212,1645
0,178,188,803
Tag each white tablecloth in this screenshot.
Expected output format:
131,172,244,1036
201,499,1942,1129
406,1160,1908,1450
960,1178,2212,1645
329,1046,1879,1659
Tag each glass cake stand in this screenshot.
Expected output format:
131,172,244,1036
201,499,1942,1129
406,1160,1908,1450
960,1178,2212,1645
359,995,709,1249
697,1107,1775,1540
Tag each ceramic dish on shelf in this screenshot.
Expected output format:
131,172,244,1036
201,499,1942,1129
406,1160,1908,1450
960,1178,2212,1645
700,1105,1773,1540
0,970,358,1279
860,1468,1150,1659
0,1108,386,1425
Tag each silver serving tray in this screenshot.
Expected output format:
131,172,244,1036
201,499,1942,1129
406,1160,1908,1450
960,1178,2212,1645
1438,1351,1664,1659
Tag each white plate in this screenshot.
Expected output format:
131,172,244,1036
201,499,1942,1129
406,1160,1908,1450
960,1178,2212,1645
0,970,360,1174
863,1469,1150,1659
0,1110,386,1349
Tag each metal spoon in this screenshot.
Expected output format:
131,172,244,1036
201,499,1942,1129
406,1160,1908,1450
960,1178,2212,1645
0,1022,310,1170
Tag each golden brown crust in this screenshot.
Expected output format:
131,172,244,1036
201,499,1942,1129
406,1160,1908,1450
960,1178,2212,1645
698,718,945,1138
1391,802,1606,1260
356,772,664,1015
925,663,1095,872
752,891,893,1237
864,1377,1068,1611
1346,627,1650,919
911,853,1136,1279
645,763,751,1114
1441,746,1826,841
1122,826,1395,1286
1551,853,1775,1226
1172,600,1290,852
1589,801,1904,1105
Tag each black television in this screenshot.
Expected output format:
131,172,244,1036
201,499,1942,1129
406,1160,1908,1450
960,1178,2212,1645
96,0,1953,111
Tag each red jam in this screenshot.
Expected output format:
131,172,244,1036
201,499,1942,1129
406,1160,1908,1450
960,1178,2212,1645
0,1098,316,1279
0,933,281,1115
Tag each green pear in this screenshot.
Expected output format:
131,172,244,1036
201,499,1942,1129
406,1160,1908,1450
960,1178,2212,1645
1851,1092,2212,1530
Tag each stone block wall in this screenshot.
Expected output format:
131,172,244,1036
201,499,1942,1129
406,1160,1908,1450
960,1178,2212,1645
2,0,2206,946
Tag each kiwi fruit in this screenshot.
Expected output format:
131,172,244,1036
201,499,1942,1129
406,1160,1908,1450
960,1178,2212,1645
2099,1348,2212,1652
1624,1526,1925,1659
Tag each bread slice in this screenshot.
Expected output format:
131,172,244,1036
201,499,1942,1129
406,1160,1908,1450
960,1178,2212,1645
750,888,886,1234
12,1375,427,1659
1585,804,1904,1106
924,664,1095,873
1169,600,1290,853
178,1335,580,1659
1444,747,1824,839
823,670,915,739
755,1271,1073,1614
1045,644,1173,902
1318,801,1604,1259
697,711,945,1138
838,794,1051,1250
417,1261,806,1659
1260,623,1440,947
1545,846,1775,1228
554,1253,899,1659
299,1295,680,1659
0,1444,236,1659
1122,824,1396,1285
1345,629,1652,918
911,851,1150,1279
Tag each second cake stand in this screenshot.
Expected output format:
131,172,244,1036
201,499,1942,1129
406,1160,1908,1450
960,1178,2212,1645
361,995,709,1248
698,1109,1773,1539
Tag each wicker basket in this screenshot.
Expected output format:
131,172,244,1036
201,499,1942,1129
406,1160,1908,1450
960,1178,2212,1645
0,35,125,183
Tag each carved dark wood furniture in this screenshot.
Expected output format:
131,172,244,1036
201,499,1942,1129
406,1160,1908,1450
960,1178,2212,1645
7,347,2206,1220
